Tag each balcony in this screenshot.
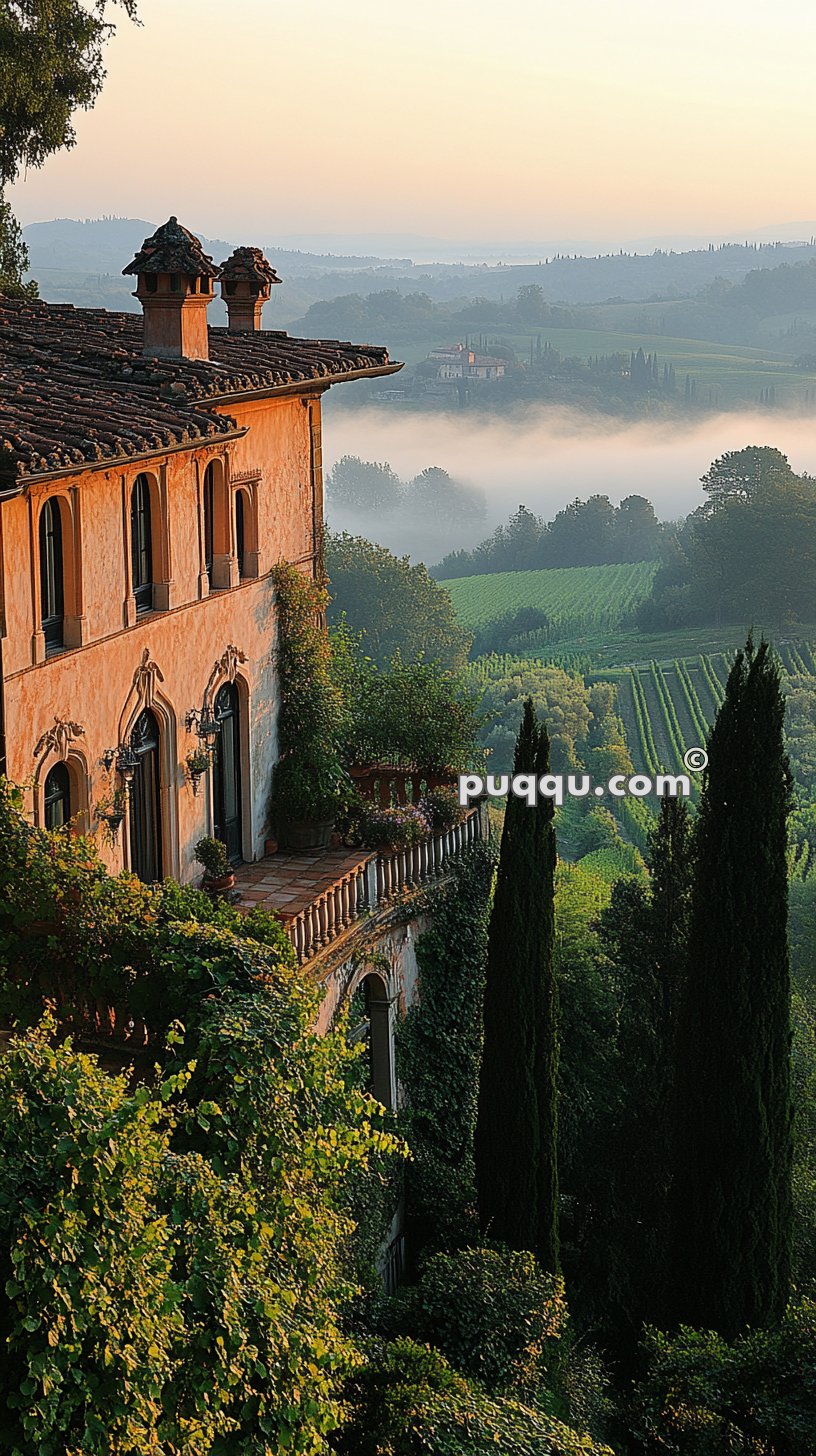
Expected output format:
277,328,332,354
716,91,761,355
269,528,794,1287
234,799,485,966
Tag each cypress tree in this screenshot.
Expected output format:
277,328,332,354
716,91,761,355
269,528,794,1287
599,796,692,1345
475,698,559,1271
671,638,793,1338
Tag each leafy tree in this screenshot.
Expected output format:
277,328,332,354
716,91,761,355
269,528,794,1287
0,1,138,186
475,698,559,1271
0,196,36,295
397,843,498,1255
700,445,795,506
477,664,591,773
325,455,403,512
670,638,794,1338
326,531,471,669
598,798,692,1344
407,466,486,523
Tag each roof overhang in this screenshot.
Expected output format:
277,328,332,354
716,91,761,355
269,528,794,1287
5,425,249,494
210,359,404,406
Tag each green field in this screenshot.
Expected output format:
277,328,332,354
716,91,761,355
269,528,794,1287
384,321,816,409
441,561,658,635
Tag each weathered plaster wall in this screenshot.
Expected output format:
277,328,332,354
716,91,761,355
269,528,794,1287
1,390,325,879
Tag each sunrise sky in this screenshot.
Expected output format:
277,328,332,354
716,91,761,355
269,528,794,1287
10,0,816,247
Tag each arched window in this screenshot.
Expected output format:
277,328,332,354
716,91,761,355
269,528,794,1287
39,498,64,652
43,761,71,829
235,489,246,578
203,463,215,584
130,473,153,613
129,708,163,882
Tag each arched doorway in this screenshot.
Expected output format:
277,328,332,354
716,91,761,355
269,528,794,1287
212,682,242,863
347,972,396,1111
129,708,163,882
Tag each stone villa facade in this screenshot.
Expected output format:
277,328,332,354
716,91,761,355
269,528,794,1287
0,218,399,881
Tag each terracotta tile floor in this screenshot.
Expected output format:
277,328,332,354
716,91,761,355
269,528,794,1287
233,848,374,919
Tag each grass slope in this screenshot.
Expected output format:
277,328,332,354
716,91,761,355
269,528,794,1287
441,560,658,633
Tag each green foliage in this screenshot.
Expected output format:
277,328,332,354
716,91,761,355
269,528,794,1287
334,1338,613,1456
0,197,37,295
791,990,816,1294
475,662,591,772
671,639,794,1337
0,806,404,1453
383,1248,568,1400
632,1302,816,1455
0,0,138,187
643,457,816,630
271,563,351,821
398,843,498,1254
435,498,663,579
0,778,296,1031
475,699,559,1270
332,625,481,771
192,835,230,880
0,1014,182,1453
326,531,471,670
442,561,658,642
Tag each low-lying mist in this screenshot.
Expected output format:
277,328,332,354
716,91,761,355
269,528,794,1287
323,405,816,567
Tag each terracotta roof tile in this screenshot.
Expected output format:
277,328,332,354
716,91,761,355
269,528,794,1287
123,216,220,279
219,246,281,289
0,295,398,489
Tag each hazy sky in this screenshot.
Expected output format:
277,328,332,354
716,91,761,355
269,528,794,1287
10,0,816,244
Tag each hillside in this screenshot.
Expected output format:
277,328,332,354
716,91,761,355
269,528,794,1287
441,561,658,637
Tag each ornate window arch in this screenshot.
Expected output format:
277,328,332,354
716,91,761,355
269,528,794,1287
32,716,89,832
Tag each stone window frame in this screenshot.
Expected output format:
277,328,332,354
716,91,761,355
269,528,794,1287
230,469,262,581
122,466,174,626
198,454,237,593
30,486,86,664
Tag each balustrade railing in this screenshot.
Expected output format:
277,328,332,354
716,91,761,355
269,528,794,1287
285,805,485,966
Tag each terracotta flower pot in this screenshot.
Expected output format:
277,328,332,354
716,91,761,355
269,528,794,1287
203,871,236,897
278,816,335,852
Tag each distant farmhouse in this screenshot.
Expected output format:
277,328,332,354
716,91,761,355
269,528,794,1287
428,342,506,382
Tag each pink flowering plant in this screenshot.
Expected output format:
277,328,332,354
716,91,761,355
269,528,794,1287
359,802,430,850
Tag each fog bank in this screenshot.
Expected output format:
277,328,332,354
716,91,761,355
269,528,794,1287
323,406,816,566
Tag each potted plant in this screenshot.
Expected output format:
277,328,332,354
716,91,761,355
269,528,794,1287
185,746,211,797
272,750,351,852
358,802,430,852
95,786,127,846
419,785,467,833
194,836,235,895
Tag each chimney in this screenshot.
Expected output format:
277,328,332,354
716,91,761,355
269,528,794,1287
123,217,220,360
218,246,281,333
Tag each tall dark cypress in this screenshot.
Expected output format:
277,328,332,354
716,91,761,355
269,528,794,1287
475,697,559,1271
671,638,793,1337
600,795,692,1345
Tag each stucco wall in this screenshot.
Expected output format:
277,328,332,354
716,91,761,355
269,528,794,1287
1,390,326,879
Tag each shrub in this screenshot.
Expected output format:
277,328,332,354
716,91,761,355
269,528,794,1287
419,785,467,833
272,563,350,822
193,835,231,880
333,1338,613,1456
632,1303,816,1455
382,1247,568,1399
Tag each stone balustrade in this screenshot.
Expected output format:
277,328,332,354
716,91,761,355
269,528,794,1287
284,806,485,966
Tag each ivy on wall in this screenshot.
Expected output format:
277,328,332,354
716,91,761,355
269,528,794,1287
396,840,498,1257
